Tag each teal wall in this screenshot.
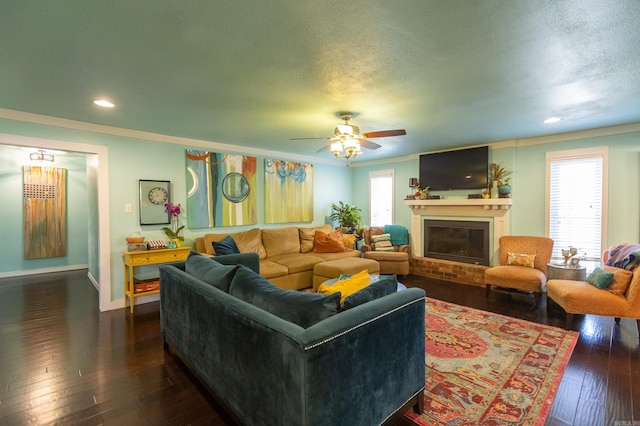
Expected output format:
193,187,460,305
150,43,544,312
508,132,640,244
354,131,640,251
0,118,352,304
0,145,89,273
1,114,639,307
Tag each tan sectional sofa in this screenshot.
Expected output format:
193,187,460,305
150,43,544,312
194,225,361,290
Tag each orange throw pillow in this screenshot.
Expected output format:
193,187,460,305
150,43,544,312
312,230,346,253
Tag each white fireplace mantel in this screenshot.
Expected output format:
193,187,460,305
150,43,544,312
405,198,512,264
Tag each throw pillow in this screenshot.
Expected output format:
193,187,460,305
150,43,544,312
312,230,346,253
342,276,397,310
585,267,615,289
185,252,241,292
229,267,340,328
506,252,536,268
603,266,633,295
371,233,395,252
299,225,332,253
318,270,371,303
341,234,357,250
211,235,240,256
204,228,266,259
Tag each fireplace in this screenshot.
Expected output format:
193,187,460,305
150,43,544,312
423,219,490,266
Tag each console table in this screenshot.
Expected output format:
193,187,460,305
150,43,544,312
122,247,191,313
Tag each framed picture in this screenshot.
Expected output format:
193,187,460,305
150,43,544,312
139,179,171,225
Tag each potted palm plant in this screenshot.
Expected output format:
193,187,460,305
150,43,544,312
489,163,512,198
329,201,362,234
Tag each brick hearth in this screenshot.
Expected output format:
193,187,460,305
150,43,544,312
410,256,488,288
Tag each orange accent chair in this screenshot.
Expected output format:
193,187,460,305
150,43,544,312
547,244,640,337
484,235,554,308
361,226,411,277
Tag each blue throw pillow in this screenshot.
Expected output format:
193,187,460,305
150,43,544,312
342,275,398,310
185,252,240,292
211,235,240,256
585,267,614,289
229,267,341,328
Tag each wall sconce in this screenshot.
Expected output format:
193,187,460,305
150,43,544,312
409,178,419,189
30,149,54,162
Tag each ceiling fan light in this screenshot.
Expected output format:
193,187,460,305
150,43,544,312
343,138,359,149
330,141,343,156
337,123,354,134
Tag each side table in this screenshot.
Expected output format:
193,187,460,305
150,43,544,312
123,247,191,313
546,263,587,281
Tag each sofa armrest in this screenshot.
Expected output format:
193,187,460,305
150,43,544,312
195,236,206,253
396,244,411,253
361,243,374,252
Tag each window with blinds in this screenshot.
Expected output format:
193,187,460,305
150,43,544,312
369,170,394,226
546,147,608,262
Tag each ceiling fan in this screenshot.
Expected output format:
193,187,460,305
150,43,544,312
291,112,407,160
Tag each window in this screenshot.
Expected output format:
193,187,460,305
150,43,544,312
546,147,608,265
369,170,394,226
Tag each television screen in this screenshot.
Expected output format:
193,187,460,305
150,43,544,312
419,146,489,191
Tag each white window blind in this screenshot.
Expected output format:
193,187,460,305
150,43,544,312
548,154,604,261
369,170,394,226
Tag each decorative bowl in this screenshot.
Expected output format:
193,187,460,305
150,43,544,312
126,236,145,244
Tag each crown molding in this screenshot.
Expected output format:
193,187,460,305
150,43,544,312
0,108,338,166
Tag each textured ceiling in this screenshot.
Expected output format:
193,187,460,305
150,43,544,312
1,1,639,163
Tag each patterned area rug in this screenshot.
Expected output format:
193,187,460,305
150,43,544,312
405,299,579,426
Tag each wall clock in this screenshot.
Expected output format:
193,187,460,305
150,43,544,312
148,186,168,205
139,179,171,225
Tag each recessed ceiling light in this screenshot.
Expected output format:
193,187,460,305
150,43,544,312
544,116,561,124
93,99,115,108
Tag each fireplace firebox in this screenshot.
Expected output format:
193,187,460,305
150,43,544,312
423,219,490,266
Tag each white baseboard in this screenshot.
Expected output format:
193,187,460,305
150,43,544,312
0,264,89,279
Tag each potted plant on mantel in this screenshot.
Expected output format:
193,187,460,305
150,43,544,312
489,163,512,198
329,201,362,234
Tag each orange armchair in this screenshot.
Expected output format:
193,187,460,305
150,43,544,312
484,235,554,308
361,226,411,276
547,244,640,337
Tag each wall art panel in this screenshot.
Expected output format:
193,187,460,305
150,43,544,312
186,151,257,228
264,159,313,223
23,166,67,259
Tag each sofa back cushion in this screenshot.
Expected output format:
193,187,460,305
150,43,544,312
185,252,241,292
342,276,398,310
229,267,340,328
299,224,333,253
262,226,300,257
204,228,266,259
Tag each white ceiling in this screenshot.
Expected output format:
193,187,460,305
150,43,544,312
1,1,639,163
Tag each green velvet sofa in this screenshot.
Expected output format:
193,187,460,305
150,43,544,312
159,252,426,426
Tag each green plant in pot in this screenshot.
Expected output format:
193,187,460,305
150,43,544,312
329,201,362,234
489,163,513,197
498,177,511,197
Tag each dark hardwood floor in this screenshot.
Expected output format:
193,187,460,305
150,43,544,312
0,270,638,425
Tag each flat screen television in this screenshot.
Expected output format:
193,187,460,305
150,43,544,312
419,146,489,191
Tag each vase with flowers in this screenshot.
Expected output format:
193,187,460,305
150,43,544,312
162,202,185,247
414,185,430,200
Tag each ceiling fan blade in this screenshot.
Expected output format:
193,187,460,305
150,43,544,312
359,139,382,150
316,144,331,153
361,129,406,138
290,136,331,140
